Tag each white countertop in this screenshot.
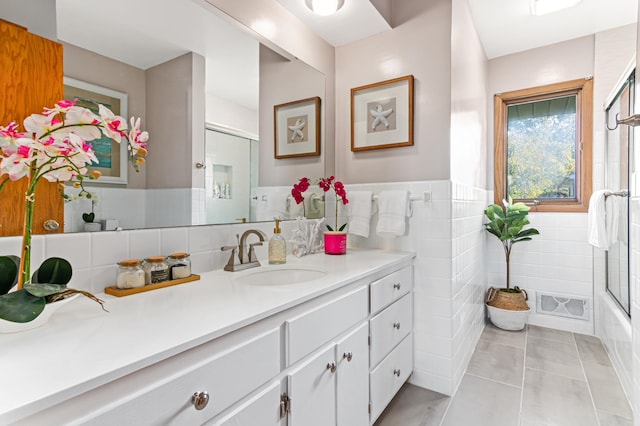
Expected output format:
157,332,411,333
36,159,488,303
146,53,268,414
0,249,414,423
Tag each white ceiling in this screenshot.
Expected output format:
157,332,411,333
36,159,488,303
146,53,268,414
467,0,638,58
55,0,639,115
275,0,638,58
56,0,259,111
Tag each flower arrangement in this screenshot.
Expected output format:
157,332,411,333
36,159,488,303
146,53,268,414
292,176,349,231
0,99,148,323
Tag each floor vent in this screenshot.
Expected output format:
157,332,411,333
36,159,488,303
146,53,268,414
535,292,591,321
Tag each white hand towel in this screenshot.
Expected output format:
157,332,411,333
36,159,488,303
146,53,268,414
376,190,409,237
347,191,374,237
588,190,619,250
266,192,289,220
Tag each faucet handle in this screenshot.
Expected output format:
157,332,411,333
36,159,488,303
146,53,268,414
221,246,239,271
248,242,263,263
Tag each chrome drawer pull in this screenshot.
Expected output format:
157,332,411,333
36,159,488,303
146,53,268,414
393,283,401,290
191,391,210,410
343,352,353,362
393,322,401,330
393,369,401,377
327,362,337,373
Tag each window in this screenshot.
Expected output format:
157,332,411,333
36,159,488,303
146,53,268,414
494,78,593,212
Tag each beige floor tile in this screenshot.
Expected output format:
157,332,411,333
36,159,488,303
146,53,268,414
583,362,633,419
597,410,634,426
521,368,598,426
575,333,613,366
527,324,574,344
441,374,520,426
467,340,524,387
374,383,450,426
480,323,527,349
525,335,583,380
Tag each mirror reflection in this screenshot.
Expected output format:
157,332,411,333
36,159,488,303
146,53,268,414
2,0,326,235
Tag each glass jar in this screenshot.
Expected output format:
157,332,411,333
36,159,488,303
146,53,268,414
143,256,170,284
116,259,145,289
167,252,191,279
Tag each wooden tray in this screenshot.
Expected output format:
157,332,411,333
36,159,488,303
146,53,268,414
105,274,201,297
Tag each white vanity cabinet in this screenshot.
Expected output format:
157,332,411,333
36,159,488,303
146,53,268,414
5,251,415,426
368,265,414,424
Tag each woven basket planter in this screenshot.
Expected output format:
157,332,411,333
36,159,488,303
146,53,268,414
485,286,531,331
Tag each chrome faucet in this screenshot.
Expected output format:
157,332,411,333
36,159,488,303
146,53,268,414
222,229,268,272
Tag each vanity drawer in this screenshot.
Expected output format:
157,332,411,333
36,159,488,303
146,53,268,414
23,328,281,426
369,266,412,314
369,332,413,424
286,285,368,366
370,292,413,368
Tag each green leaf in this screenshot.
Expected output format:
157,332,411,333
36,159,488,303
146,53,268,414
0,255,20,296
32,257,72,285
326,225,334,231
82,212,95,223
0,290,46,323
338,223,347,232
24,283,67,297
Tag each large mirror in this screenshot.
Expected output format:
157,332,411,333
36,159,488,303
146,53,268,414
1,0,326,234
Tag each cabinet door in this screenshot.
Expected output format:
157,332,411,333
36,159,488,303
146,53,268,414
0,20,64,236
336,323,369,426
208,381,284,426
287,345,336,426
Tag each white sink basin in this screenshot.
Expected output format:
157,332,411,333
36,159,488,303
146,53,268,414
234,266,327,286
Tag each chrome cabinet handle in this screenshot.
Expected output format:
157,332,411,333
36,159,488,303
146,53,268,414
393,369,401,377
191,391,210,410
343,352,353,362
393,283,401,290
327,362,337,373
393,322,401,330
43,219,60,231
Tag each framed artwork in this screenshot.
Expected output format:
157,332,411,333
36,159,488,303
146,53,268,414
351,75,414,152
274,96,321,159
63,77,129,184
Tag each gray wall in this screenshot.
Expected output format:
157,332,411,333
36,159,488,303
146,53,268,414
63,42,147,189
145,52,206,189
335,0,453,184
3,0,56,40
259,45,326,186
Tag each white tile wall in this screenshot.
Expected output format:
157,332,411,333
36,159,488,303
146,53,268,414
630,198,640,420
486,209,595,335
346,180,487,396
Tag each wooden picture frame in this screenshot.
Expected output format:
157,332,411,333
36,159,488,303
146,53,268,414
274,96,321,159
351,75,414,152
63,77,129,184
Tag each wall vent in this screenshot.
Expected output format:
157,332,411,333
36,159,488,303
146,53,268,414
535,292,591,321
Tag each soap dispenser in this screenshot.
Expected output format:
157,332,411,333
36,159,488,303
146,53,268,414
269,219,286,264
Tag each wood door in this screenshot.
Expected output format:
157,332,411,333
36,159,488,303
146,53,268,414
0,19,64,236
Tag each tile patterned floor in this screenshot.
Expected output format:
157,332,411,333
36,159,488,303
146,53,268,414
374,324,633,426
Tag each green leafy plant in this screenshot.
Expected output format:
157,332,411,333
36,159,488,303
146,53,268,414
484,197,540,290
0,256,105,323
82,212,95,223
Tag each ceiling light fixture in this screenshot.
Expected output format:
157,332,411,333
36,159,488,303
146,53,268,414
530,0,581,16
305,0,345,16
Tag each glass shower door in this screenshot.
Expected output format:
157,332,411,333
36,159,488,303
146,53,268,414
605,70,634,315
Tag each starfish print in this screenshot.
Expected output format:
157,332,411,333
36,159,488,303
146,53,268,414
370,104,393,131
288,118,306,142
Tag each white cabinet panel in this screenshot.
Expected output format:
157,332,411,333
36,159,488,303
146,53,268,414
209,381,284,426
369,333,413,423
41,328,281,426
369,266,412,314
369,293,413,368
336,323,369,426
286,285,368,366
287,345,337,426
